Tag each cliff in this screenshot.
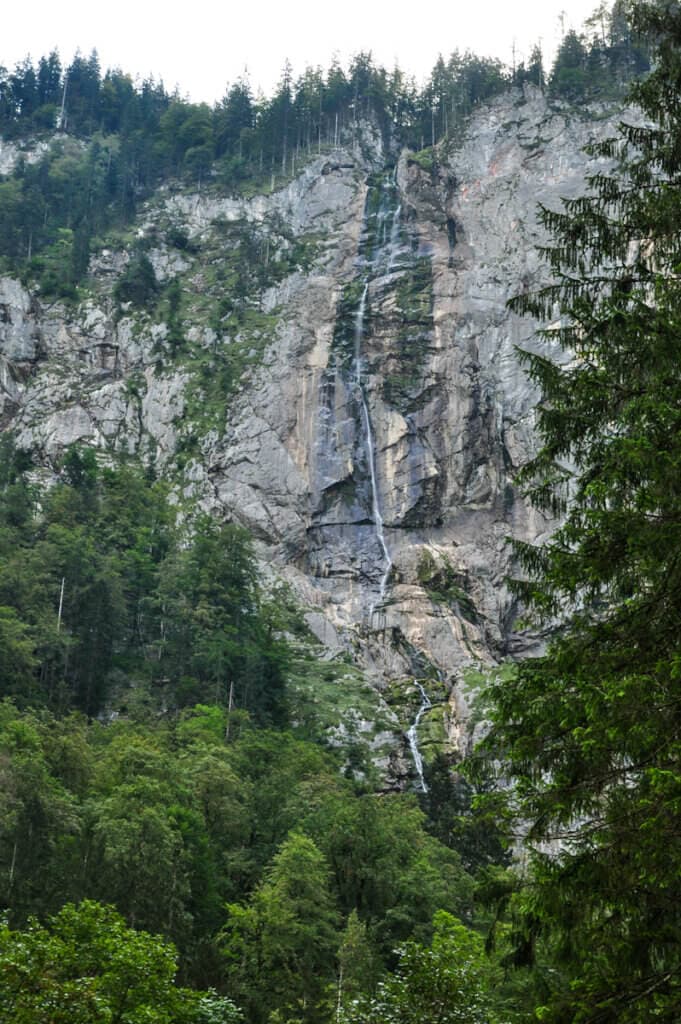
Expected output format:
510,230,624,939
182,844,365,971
0,87,629,783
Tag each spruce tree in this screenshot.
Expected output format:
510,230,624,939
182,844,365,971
478,3,681,1021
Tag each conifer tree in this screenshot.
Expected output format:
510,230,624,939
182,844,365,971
221,832,339,1023
478,2,681,1021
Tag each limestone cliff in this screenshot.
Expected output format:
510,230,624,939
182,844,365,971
0,87,630,783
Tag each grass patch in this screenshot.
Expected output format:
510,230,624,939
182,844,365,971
417,550,479,624
382,253,434,412
175,307,280,462
408,147,436,174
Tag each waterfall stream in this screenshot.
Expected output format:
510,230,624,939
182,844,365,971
353,283,392,615
350,173,404,619
387,202,402,271
406,681,432,792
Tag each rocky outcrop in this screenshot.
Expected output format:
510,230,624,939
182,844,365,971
0,88,632,778
0,276,45,423
0,136,52,176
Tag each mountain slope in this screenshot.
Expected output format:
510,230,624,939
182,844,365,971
0,86,631,781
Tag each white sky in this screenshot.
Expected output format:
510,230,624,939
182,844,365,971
5,0,601,103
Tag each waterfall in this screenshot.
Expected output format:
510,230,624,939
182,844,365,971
353,283,392,614
316,170,404,616
350,171,404,618
407,681,432,792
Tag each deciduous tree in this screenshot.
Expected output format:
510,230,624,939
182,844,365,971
341,911,494,1024
0,900,242,1023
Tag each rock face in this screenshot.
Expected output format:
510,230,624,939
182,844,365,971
0,87,630,774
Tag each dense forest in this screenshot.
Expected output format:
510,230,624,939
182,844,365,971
0,442,518,1021
2,0,680,1022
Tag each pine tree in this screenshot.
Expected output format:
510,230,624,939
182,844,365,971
478,3,681,1021
549,29,589,99
222,832,339,1023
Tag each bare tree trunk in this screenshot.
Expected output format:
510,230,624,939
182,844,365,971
57,576,65,631
336,964,343,1022
8,839,17,891
225,679,234,740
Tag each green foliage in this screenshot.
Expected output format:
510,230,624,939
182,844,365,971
158,102,214,182
337,910,382,1010
549,29,591,101
164,277,185,354
416,552,477,624
514,44,546,90
476,4,681,1021
548,2,650,101
298,787,474,957
177,314,278,452
0,444,285,720
285,644,396,771
114,252,159,309
0,697,494,1013
157,517,288,724
0,607,37,697
222,833,339,1023
164,216,325,445
0,899,242,1023
0,13,647,296
423,755,510,874
412,51,510,151
341,911,495,1024
0,705,82,921
0,26,630,1024
166,223,196,252
408,148,435,173
28,228,79,300
0,40,517,297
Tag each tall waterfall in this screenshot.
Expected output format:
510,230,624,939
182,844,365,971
351,172,404,619
353,283,392,615
315,170,410,618
407,681,432,792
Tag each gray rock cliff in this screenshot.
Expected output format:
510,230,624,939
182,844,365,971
0,88,630,780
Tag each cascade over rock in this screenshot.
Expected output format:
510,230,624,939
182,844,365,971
0,87,632,782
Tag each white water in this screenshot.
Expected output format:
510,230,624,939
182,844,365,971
407,681,432,793
353,283,392,615
340,171,408,620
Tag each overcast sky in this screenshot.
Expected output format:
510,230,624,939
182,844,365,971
5,0,601,102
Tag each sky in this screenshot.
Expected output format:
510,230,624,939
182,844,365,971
5,0,602,103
